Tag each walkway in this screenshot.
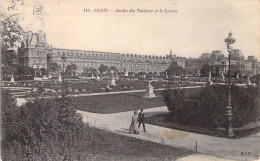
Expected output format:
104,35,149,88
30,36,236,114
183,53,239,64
77,106,260,161
14,85,203,99
14,85,202,106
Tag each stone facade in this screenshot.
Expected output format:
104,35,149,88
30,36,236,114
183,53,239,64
18,31,175,74
185,50,259,76
18,31,52,70
18,31,259,76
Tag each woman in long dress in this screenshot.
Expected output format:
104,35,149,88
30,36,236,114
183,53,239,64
129,110,139,134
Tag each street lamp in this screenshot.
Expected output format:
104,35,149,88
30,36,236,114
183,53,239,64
61,53,67,96
224,31,236,137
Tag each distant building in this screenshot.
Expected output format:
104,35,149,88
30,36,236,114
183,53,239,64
175,57,186,69
18,31,259,76
210,50,224,60
18,31,175,75
200,52,211,59
185,58,208,75
248,56,257,62
18,31,52,70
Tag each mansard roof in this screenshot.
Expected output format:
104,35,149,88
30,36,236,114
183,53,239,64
24,31,50,48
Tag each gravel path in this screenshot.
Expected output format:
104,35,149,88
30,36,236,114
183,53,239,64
77,106,260,161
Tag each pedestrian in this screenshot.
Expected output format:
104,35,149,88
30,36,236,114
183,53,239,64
138,109,146,132
129,110,139,134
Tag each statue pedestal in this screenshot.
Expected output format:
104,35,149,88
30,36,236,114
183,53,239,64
10,75,15,83
221,71,225,81
109,77,116,86
31,87,37,92
207,80,213,86
34,77,42,80
246,77,251,86
125,71,128,76
96,76,101,81
207,71,213,85
58,75,62,82
143,83,156,98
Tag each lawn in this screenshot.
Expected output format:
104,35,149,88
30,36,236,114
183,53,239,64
81,128,193,160
145,113,260,138
73,88,202,113
74,90,166,113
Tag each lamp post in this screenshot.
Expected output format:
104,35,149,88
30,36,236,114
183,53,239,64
224,31,236,137
61,53,67,97
131,65,133,76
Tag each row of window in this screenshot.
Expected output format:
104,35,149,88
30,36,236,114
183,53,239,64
57,62,120,67
30,65,45,68
53,58,121,63
55,51,120,58
123,63,169,66
30,59,45,64
53,61,168,67
51,57,169,64
54,51,170,60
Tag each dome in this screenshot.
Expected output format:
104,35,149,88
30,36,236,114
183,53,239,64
225,31,236,43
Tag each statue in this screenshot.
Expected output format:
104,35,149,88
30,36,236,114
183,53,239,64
246,76,251,86
58,73,62,82
143,81,156,98
221,71,225,80
109,76,116,86
207,71,213,85
10,75,15,83
125,71,128,76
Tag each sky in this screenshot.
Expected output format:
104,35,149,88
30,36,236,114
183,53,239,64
2,0,260,59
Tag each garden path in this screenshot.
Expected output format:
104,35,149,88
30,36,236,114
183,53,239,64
77,106,260,161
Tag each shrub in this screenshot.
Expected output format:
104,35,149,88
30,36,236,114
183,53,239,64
1,90,97,160
174,99,200,125
163,85,258,128
163,88,185,115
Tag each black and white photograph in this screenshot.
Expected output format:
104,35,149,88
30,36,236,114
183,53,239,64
1,0,260,160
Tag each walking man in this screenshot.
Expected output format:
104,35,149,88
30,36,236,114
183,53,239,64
138,109,146,132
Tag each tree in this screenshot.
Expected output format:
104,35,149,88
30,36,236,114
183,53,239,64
1,0,26,78
1,13,24,77
83,67,97,76
109,66,119,74
83,67,90,76
2,64,17,76
14,65,35,78
65,63,77,76
91,68,98,76
47,62,59,74
166,61,184,76
98,64,109,75
200,64,211,77
40,68,47,76
229,64,240,77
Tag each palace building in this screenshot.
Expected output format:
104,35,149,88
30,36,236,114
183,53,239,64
18,31,259,76
18,31,177,75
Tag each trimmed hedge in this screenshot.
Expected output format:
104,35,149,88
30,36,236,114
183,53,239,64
163,85,259,128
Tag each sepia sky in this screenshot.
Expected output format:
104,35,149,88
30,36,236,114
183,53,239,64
2,0,260,59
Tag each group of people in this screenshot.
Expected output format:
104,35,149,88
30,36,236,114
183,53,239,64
129,109,146,134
